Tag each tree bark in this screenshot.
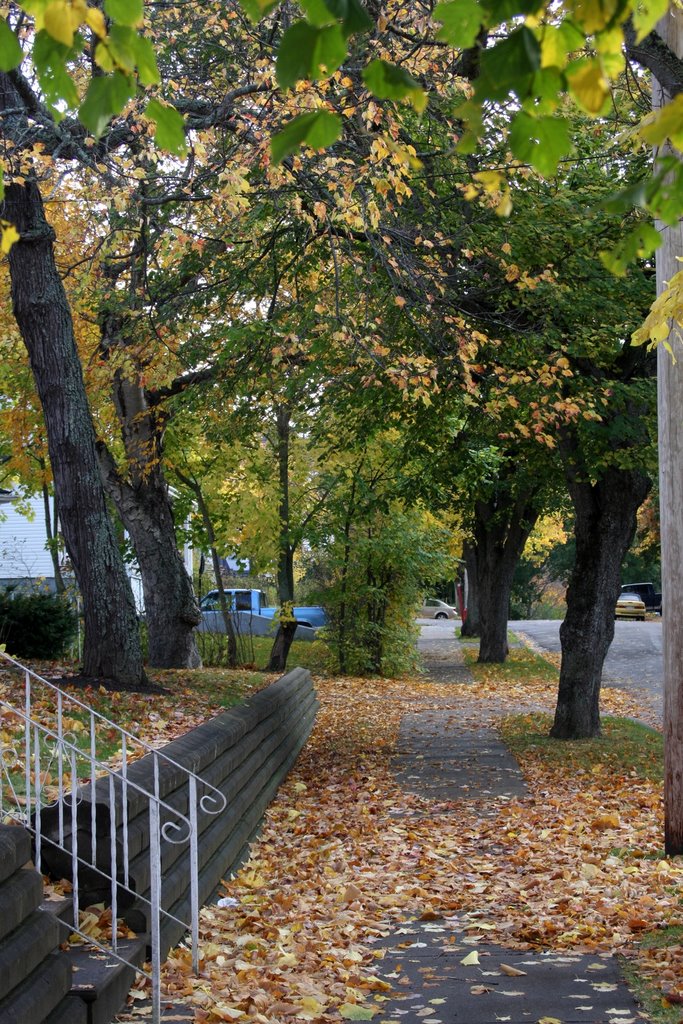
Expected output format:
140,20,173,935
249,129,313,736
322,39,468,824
3,178,145,687
551,458,650,739
460,540,480,637
654,3,683,855
267,404,298,672
98,444,202,668
474,496,540,663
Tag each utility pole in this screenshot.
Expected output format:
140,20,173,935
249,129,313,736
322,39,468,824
656,4,683,855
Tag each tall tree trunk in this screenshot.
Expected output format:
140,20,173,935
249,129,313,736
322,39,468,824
267,404,298,672
3,178,145,687
551,458,650,739
460,540,480,637
97,311,202,669
654,3,683,854
474,497,540,663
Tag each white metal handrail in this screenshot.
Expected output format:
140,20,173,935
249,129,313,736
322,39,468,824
0,649,227,1023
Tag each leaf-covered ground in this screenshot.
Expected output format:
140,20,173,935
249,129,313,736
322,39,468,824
130,652,682,1023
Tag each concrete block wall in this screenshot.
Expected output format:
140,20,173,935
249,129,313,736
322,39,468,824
39,667,318,959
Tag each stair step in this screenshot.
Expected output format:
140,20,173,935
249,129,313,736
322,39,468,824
0,864,44,943
0,909,60,1001
0,825,31,885
66,938,147,1024
40,893,76,943
44,994,88,1024
0,951,71,1024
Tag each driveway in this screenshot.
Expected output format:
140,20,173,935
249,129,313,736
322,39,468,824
509,617,663,718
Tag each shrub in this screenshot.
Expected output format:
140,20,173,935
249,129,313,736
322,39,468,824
0,588,78,658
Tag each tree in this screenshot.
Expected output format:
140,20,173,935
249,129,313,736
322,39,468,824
2,173,145,687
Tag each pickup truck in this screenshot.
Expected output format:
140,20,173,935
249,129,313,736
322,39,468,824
620,582,662,615
198,588,328,638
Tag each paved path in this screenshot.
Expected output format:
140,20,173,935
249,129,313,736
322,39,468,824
510,618,663,719
374,633,645,1023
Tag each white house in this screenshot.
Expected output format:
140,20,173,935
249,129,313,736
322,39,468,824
0,491,61,587
0,491,194,609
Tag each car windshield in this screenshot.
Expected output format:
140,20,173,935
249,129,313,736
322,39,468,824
619,593,642,601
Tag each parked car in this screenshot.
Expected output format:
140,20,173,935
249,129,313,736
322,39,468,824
620,582,662,615
419,598,457,620
615,592,646,621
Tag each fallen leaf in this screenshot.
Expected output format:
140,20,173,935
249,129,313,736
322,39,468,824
460,950,480,965
500,963,527,977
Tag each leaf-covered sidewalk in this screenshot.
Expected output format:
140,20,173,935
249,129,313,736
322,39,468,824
118,645,683,1024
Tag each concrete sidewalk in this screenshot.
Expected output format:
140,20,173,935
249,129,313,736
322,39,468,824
367,635,645,1024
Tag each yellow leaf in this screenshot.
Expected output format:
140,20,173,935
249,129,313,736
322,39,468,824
394,295,406,308
496,191,513,218
85,5,106,36
640,94,683,151
474,170,503,193
460,950,480,965
1,224,20,253
44,2,75,47
538,1018,563,1024
567,59,610,115
570,0,620,33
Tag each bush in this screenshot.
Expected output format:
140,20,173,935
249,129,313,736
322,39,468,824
0,588,78,658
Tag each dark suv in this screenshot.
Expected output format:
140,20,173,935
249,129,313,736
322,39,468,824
620,582,662,615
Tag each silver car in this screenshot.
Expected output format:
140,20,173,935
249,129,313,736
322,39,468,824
419,598,458,620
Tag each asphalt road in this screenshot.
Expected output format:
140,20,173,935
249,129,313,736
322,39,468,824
510,618,664,717
419,616,664,718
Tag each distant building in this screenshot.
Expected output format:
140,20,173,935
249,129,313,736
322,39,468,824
0,492,193,610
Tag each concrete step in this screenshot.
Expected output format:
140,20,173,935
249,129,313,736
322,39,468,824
44,994,88,1024
66,938,147,1024
0,952,71,1024
0,909,61,1002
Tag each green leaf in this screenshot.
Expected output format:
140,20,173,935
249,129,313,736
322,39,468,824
600,222,662,277
324,0,373,36
33,30,80,110
362,60,427,112
539,19,585,70
632,0,668,41
509,111,572,176
79,71,135,137
476,27,541,102
145,98,186,154
106,24,138,73
482,0,544,20
237,0,279,21
524,67,565,115
276,21,346,88
434,0,482,49
271,109,341,163
300,0,338,25
104,0,144,26
0,22,23,72
130,33,159,85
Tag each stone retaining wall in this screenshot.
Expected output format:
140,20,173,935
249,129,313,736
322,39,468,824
40,666,318,959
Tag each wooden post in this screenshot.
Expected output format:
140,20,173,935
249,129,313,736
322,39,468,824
656,4,683,855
